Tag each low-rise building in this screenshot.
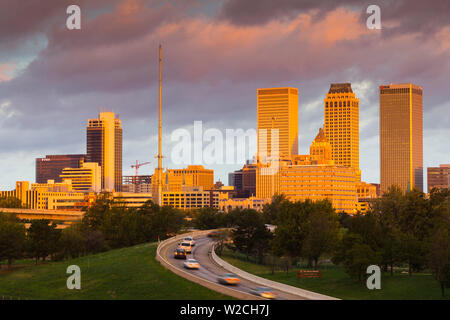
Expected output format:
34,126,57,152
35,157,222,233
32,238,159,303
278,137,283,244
122,175,152,193
60,161,102,193
219,195,269,212
0,181,88,211
279,165,357,214
161,186,219,210
355,181,378,213
427,164,450,192
112,192,153,208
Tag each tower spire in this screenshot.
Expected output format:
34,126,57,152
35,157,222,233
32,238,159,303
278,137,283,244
158,44,162,171
157,44,163,205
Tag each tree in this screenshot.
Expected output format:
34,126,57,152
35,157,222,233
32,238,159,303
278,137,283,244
333,233,381,282
231,209,272,262
371,186,433,276
0,213,26,268
262,193,289,225
0,197,22,208
271,201,309,267
396,189,432,275
58,223,86,259
82,193,114,230
348,213,384,254
85,230,106,253
27,220,61,264
193,207,223,230
301,200,340,268
148,205,185,240
214,229,231,256
338,211,352,229
429,188,450,210
371,189,404,275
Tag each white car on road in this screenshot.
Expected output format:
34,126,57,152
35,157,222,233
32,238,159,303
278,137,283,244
183,259,200,269
183,236,196,246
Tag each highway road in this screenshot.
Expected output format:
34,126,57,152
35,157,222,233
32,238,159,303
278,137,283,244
161,235,305,300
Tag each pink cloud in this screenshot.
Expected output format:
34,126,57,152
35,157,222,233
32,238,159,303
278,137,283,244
29,5,373,90
0,64,14,82
7,1,450,100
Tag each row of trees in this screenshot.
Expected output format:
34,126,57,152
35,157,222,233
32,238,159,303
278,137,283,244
0,194,187,267
195,198,340,269
334,187,450,296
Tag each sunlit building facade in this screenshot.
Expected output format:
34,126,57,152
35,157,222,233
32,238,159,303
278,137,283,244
256,128,357,213
324,83,360,180
219,195,269,212
152,165,214,196
60,161,102,193
355,181,378,213
161,186,219,210
86,111,122,192
380,83,423,193
0,181,88,211
279,165,357,214
112,192,153,208
427,164,450,192
257,87,299,161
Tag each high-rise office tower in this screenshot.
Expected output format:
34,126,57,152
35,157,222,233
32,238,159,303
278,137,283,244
229,169,243,190
86,111,122,192
257,87,299,161
324,83,361,180
380,83,423,193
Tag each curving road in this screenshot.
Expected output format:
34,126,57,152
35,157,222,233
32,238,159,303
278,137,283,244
161,235,305,300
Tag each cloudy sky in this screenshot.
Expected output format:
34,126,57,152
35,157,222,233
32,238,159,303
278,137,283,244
1,0,449,190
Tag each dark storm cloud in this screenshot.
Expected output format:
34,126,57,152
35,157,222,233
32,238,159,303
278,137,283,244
217,0,365,25
218,0,450,36
0,0,120,50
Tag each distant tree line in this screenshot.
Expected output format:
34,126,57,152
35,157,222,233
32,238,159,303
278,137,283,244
0,196,22,209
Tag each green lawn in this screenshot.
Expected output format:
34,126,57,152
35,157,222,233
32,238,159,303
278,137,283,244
219,250,448,300
0,242,231,300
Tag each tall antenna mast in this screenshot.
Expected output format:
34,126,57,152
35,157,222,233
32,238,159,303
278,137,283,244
158,44,162,171
157,44,163,204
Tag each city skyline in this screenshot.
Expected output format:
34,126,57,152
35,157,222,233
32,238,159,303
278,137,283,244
1,0,450,304
0,0,449,190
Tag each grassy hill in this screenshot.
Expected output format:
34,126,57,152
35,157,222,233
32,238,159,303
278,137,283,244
0,242,230,300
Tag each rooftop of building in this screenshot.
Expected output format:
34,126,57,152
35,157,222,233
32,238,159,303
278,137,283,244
313,128,328,143
328,83,353,94
380,83,423,90
257,87,299,95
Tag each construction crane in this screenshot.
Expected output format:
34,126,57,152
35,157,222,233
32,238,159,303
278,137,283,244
131,160,152,177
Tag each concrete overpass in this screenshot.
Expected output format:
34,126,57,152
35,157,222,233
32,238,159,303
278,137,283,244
0,208,85,228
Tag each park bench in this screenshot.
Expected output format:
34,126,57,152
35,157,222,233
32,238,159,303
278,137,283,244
297,269,322,279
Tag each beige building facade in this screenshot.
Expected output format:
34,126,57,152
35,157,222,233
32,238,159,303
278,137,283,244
380,83,423,193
